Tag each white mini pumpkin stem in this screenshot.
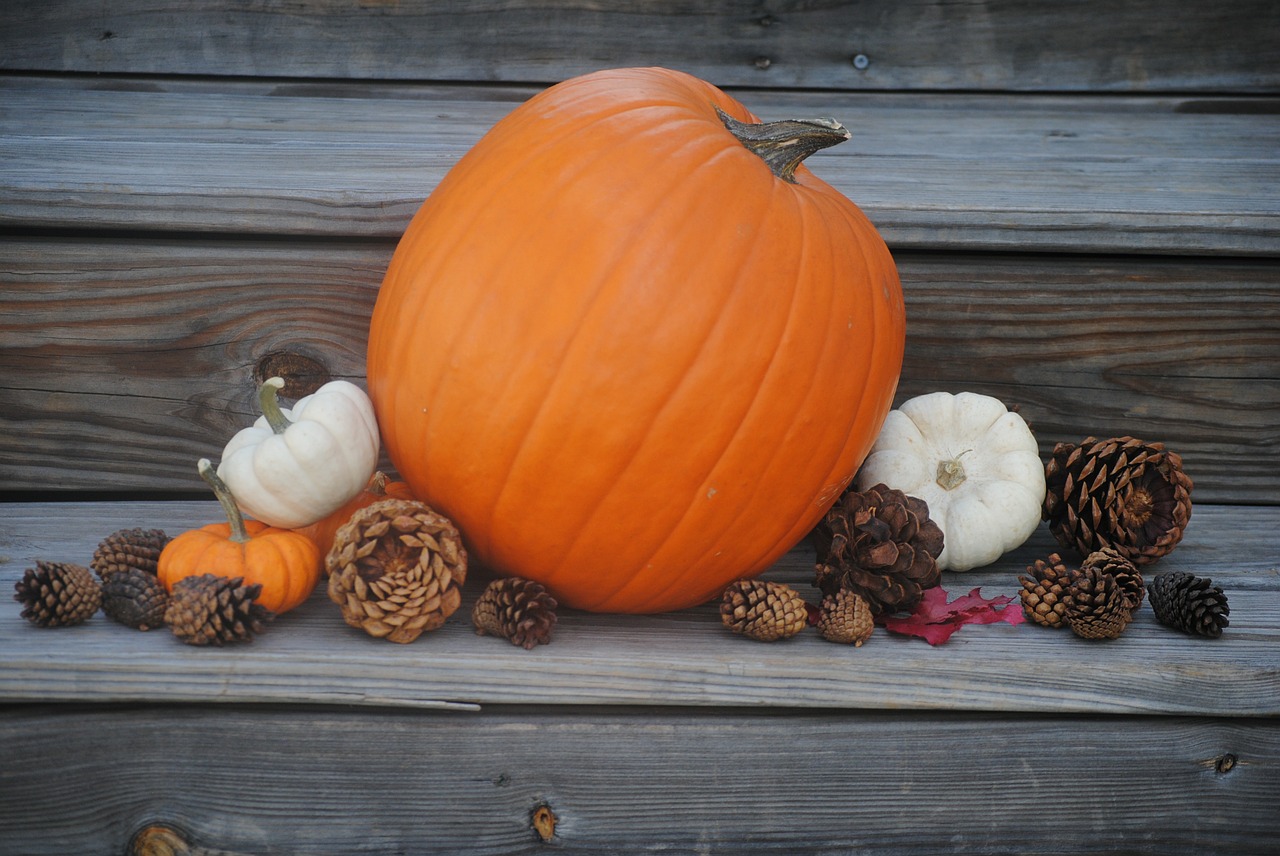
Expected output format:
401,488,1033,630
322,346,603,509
198,457,251,543
936,450,973,491
257,376,292,435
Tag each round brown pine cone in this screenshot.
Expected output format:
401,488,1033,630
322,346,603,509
1082,547,1145,613
1149,572,1230,638
101,567,171,631
90,527,170,581
326,498,468,644
1063,566,1132,640
815,588,874,646
1043,436,1193,566
720,580,808,642
13,561,101,627
813,483,943,615
164,574,274,646
1018,553,1073,629
472,577,559,650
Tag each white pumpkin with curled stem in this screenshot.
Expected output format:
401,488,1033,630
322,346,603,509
217,377,381,529
854,391,1046,571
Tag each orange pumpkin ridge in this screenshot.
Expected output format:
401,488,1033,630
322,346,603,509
367,67,904,613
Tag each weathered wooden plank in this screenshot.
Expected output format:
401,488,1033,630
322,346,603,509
2,238,1275,501
1,502,1276,714
2,77,1277,255
0,705,1276,855
2,0,1276,94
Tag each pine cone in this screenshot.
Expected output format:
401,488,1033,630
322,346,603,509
1149,572,1230,638
1063,566,1132,640
101,567,170,631
90,527,170,580
720,580,808,642
165,575,273,645
1043,436,1193,565
1082,547,1145,613
815,588,874,646
13,561,101,627
813,483,944,614
472,577,559,649
1018,554,1073,629
327,498,468,644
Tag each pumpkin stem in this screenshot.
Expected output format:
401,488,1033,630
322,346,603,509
716,107,850,183
198,458,251,543
936,451,972,491
258,376,292,435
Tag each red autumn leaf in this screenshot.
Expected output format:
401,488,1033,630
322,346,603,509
878,586,1025,645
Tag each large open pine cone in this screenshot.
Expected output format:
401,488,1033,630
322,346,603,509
813,483,943,614
327,498,468,644
1043,436,1192,565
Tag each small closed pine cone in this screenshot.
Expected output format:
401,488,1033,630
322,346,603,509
813,483,944,615
1043,436,1193,566
164,574,274,646
101,567,170,630
14,561,101,627
90,527,170,581
1082,547,1145,613
1063,566,1132,640
1019,554,1073,629
472,577,558,649
720,580,808,642
327,498,468,644
1149,572,1230,638
815,589,874,646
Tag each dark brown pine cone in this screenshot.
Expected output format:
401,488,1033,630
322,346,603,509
13,561,102,627
90,527,170,580
1082,547,1145,613
814,588,874,646
101,567,171,631
1018,554,1073,629
164,574,274,646
1043,436,1193,566
1149,572,1230,638
1063,566,1132,640
813,483,944,614
327,498,468,643
720,580,808,642
472,577,559,649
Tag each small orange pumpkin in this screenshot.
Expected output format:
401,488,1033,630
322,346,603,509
159,459,322,614
293,470,416,557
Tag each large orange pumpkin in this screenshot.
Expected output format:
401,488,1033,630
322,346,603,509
366,67,905,613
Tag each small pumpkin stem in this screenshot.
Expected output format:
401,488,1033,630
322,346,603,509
258,376,292,435
716,107,851,183
936,454,970,491
198,458,250,543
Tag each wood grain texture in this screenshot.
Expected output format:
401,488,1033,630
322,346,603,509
1,502,1276,715
2,77,1277,255
0,704,1276,855
3,238,1275,501
1,0,1276,93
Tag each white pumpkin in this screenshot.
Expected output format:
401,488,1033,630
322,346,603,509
217,377,380,529
854,391,1045,571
